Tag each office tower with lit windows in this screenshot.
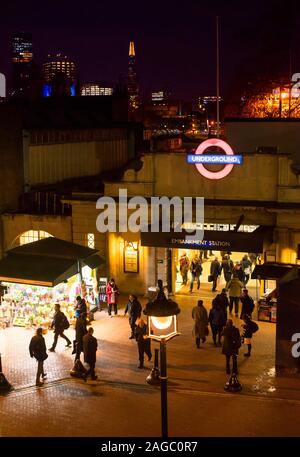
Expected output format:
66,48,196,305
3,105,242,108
80,83,113,96
42,54,77,96
127,41,140,111
12,32,34,95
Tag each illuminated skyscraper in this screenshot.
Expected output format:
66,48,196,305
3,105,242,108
80,83,113,96
42,54,77,96
12,32,34,94
127,41,139,111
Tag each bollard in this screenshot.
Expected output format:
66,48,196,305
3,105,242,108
224,372,242,392
0,354,12,392
146,348,160,385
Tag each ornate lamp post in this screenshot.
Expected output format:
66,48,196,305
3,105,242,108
144,283,181,438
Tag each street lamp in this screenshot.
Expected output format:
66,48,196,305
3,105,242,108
144,282,181,438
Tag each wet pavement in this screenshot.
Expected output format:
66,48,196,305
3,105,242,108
0,286,300,437
1,285,299,399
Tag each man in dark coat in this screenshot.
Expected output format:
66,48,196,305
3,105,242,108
74,312,88,360
213,288,229,320
192,300,209,348
83,327,98,380
49,303,71,352
240,289,255,319
209,302,226,346
189,256,203,292
210,257,221,292
124,294,142,339
135,317,152,368
220,255,233,287
29,327,48,386
221,319,241,375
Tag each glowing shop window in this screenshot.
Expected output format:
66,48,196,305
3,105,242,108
19,230,52,246
86,233,95,249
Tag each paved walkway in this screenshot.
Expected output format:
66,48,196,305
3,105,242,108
0,286,299,399
1,287,300,437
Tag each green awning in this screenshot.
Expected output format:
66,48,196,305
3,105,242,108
0,237,105,287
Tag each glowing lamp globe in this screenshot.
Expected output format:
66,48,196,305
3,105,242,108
151,316,173,330
144,283,181,342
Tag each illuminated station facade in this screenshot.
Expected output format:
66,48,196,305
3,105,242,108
2,119,299,298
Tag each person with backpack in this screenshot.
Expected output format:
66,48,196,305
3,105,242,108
29,327,48,387
49,303,71,352
241,314,259,357
221,319,241,375
209,302,226,346
189,256,203,292
240,289,255,319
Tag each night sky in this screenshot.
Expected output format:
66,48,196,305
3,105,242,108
1,0,300,101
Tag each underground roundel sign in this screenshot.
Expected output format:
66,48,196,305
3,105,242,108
187,138,243,180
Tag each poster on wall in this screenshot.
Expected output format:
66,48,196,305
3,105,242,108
124,241,139,273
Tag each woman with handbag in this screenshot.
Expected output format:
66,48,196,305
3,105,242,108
106,278,120,317
192,300,209,349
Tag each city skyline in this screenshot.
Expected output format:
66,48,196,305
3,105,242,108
1,0,299,102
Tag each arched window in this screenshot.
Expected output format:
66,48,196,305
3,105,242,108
15,230,53,247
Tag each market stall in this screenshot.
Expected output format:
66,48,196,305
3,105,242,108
0,237,104,330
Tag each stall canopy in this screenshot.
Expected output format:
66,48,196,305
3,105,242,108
251,262,299,280
0,237,104,287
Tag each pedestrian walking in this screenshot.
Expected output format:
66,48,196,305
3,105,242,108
209,302,226,346
212,288,229,320
74,311,88,360
220,255,233,287
192,300,209,348
189,256,203,292
234,262,245,283
241,255,252,286
29,327,48,387
226,273,244,317
106,278,119,316
83,327,98,380
124,294,142,339
49,303,71,352
221,319,241,375
240,289,255,319
210,257,221,292
179,252,190,285
241,314,259,357
135,317,152,368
